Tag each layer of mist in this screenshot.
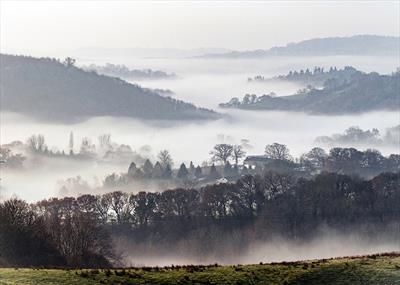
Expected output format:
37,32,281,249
119,229,400,266
1,110,399,202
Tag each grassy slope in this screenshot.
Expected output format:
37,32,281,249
0,253,399,285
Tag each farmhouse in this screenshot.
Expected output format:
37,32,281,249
243,155,275,169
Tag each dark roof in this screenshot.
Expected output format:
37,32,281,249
244,156,274,162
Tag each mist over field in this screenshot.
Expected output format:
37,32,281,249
119,230,400,266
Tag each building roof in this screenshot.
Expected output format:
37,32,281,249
244,155,273,162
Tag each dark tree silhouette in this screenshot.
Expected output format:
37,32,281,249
157,150,173,168
211,144,233,165
265,143,292,161
232,145,246,165
177,163,189,179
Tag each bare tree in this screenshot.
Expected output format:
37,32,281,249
232,145,246,165
210,144,233,165
37,135,45,152
263,171,295,200
106,191,131,224
264,143,292,161
300,147,327,170
27,135,38,151
157,150,173,168
27,134,46,152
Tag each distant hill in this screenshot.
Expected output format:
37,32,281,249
0,54,219,122
202,35,400,58
220,69,400,114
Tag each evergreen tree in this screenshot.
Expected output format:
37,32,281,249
162,164,172,179
177,163,189,179
189,161,195,174
194,165,203,178
208,164,221,179
128,162,137,177
157,150,173,168
142,159,154,178
134,168,144,179
153,161,164,178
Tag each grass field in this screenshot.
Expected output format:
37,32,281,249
0,253,399,285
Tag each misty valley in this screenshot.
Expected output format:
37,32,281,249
1,49,399,203
0,21,400,284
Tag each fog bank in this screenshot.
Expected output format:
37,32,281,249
119,231,400,266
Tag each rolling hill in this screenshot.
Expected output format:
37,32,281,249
221,69,400,114
202,35,400,58
0,54,219,122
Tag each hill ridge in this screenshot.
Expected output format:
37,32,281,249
201,35,400,58
0,54,220,122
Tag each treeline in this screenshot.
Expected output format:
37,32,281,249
316,125,399,147
0,198,114,268
111,145,399,184
248,66,360,87
1,171,399,267
82,63,176,80
56,145,400,196
0,133,149,170
299,146,399,177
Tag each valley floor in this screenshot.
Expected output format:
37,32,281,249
0,253,399,285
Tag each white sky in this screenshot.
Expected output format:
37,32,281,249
0,0,399,55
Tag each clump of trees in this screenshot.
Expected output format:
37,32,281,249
76,144,399,195
0,147,25,169
210,144,246,165
219,93,277,108
264,143,292,161
0,197,115,268
316,125,400,147
82,63,177,80
247,143,399,179
1,171,398,267
0,133,153,169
